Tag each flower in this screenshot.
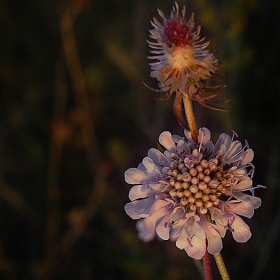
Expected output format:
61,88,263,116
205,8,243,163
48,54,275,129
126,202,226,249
124,128,261,259
148,2,227,111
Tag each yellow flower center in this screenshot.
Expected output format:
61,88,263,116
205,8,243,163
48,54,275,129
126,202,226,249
167,156,227,214
167,46,195,70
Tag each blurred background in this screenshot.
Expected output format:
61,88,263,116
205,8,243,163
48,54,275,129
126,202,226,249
0,0,278,279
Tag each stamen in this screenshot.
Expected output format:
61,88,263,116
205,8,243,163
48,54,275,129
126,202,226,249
256,184,267,189
231,129,238,139
228,215,235,227
247,162,255,178
187,237,193,247
245,139,250,149
198,128,205,152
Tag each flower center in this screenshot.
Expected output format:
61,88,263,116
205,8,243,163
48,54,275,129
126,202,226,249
164,18,193,47
166,153,227,214
168,47,195,69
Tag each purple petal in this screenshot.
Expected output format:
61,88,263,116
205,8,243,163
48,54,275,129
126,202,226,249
125,168,149,184
159,131,176,151
142,157,161,175
143,206,170,239
184,235,206,260
204,224,223,254
234,192,262,209
148,199,170,215
214,133,232,154
148,148,170,167
233,177,252,191
172,134,183,143
136,219,155,242
170,219,186,242
231,215,252,242
240,149,254,165
176,226,190,249
224,141,242,163
128,184,150,201
198,127,211,145
225,200,254,218
156,214,171,240
124,196,155,219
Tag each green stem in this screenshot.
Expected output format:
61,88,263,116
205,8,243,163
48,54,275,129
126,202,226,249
182,94,198,142
214,252,231,280
206,213,230,280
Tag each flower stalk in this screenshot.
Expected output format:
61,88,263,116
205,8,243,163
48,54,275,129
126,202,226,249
183,93,198,142
203,241,213,280
214,252,231,280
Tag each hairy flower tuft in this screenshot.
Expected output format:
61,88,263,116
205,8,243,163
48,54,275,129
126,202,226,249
164,16,193,47
124,128,262,259
148,2,227,111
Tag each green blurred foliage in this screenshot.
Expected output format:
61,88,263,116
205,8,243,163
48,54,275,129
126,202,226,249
0,0,278,279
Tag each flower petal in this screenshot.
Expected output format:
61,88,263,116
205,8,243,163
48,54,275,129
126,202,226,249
148,148,170,167
156,214,171,240
169,218,186,242
128,184,150,201
147,200,168,217
159,131,176,151
142,157,160,175
214,133,232,154
240,148,254,165
184,235,206,260
176,216,205,250
124,196,155,219
225,200,254,218
204,224,223,254
136,219,155,242
198,127,211,145
172,134,183,143
143,203,170,238
234,192,262,209
224,141,242,163
125,168,149,184
176,225,190,249
231,215,252,242
233,177,252,191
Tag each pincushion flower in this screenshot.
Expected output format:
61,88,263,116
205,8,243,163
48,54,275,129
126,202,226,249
124,128,261,259
148,2,227,112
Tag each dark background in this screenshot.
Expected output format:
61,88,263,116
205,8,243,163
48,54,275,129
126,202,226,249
0,0,278,279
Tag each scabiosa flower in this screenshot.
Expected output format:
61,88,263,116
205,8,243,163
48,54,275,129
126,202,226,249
148,2,227,111
124,128,261,259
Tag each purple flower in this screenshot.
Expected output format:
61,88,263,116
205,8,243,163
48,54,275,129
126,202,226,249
124,128,261,259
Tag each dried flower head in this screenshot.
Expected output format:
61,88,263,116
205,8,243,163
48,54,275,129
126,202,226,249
148,2,227,111
124,128,262,259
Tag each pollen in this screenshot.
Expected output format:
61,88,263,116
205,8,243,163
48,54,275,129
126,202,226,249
164,19,193,47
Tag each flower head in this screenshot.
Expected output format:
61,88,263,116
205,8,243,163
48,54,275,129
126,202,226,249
148,2,227,111
124,128,261,259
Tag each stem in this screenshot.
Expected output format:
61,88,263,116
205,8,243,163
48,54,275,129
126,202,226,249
214,252,231,280
173,92,187,128
182,93,198,142
203,242,213,280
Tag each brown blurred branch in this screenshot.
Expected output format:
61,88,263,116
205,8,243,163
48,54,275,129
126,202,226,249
38,3,104,279
0,175,38,218
59,4,96,150
35,162,108,279
44,55,69,258
44,2,96,256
